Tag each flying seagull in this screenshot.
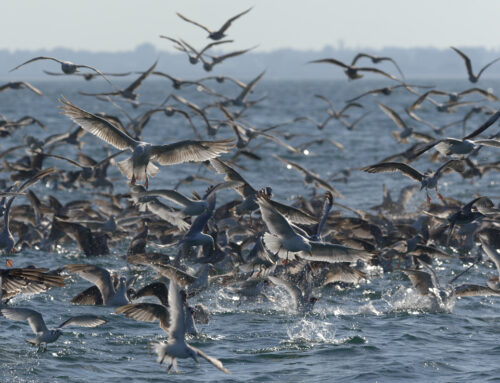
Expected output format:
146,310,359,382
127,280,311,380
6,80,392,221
1,308,106,351
361,160,463,203
58,97,234,188
151,280,230,374
309,58,400,81
176,7,252,40
451,47,500,83
10,56,113,86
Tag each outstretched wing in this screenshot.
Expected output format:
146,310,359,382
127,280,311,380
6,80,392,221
116,303,169,333
218,7,253,34
1,308,48,334
151,139,233,165
10,56,62,72
176,12,212,33
59,97,137,150
361,162,423,182
188,345,231,374
299,242,372,263
309,58,349,68
65,264,114,303
58,315,107,329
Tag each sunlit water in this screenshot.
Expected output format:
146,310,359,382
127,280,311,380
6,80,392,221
1,78,500,382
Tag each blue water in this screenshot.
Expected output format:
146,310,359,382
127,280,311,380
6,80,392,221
1,78,500,382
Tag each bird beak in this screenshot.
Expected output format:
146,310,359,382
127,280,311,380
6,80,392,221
308,251,313,257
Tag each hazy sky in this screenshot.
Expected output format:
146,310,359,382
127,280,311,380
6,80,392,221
4,0,500,52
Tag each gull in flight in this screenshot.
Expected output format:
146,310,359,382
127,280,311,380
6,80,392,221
151,280,230,374
267,275,319,314
256,191,372,264
399,260,500,311
10,56,113,86
176,7,252,40
65,264,131,306
361,160,463,203
1,307,106,351
479,234,500,291
309,57,400,81
451,47,500,83
0,81,43,96
58,97,234,188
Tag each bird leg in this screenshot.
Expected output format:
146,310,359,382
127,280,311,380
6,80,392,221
255,264,263,278
426,191,431,205
283,251,290,267
145,174,149,190
166,363,173,374
131,174,136,185
437,189,445,203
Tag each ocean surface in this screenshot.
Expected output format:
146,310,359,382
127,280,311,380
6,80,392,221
1,78,500,382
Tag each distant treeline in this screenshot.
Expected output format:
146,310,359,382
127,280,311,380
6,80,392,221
2,43,500,81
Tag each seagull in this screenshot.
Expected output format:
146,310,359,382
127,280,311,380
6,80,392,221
161,37,234,65
136,188,209,217
309,58,400,81
313,94,363,119
176,7,252,40
58,97,234,188
1,167,56,259
178,189,217,254
43,70,132,81
399,261,500,310
78,61,157,101
322,263,367,286
201,46,257,72
0,197,16,257
479,234,500,291
411,110,500,159
151,263,214,297
151,280,230,374
409,92,478,114
377,102,434,144
361,160,463,203
65,264,130,306
346,84,432,103
256,191,372,264
171,94,218,136
116,282,202,336
136,181,240,217
274,155,343,197
218,70,266,107
0,308,106,351
451,47,500,83
10,56,113,85
0,81,43,96
267,275,318,313
410,88,498,104
209,158,318,224
350,52,406,79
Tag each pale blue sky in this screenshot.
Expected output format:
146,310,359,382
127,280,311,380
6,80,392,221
3,0,500,52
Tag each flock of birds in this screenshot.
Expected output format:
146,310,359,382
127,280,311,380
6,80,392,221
1,7,500,377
